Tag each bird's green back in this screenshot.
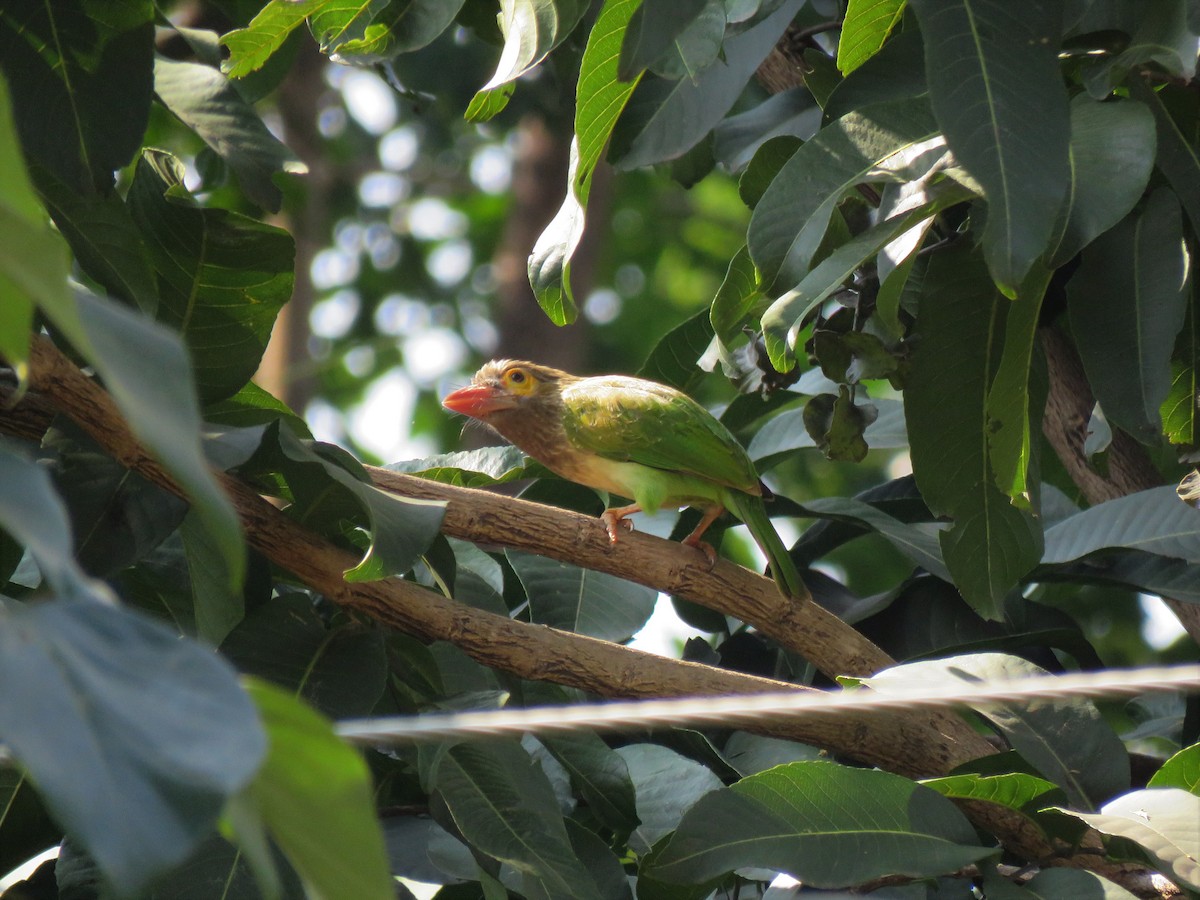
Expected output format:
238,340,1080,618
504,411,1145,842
559,376,762,495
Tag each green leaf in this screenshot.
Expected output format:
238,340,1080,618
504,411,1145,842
749,397,909,460
221,0,326,78
871,653,1130,810
0,441,96,597
921,771,1063,816
388,445,547,486
713,88,818,172
796,494,948,579
1063,789,1200,891
540,733,640,837
760,176,971,369
0,73,65,369
508,550,657,643
637,308,714,392
709,245,762,346
434,740,606,900
330,0,466,62
1042,485,1200,564
619,0,710,80
221,592,388,718
721,732,821,777
1133,79,1200,236
647,760,992,887
738,135,801,210
646,0,726,81
836,0,907,74
127,150,295,404
528,0,643,323
467,0,590,119
0,0,154,194
31,166,159,315
986,265,1050,508
610,0,802,171
1050,95,1156,266
1068,188,1189,444
0,599,266,896
1050,550,1200,607
1022,868,1141,900
905,246,1042,619
153,58,306,213
1149,743,1200,794
308,0,392,55
802,386,875,462
910,0,1069,292
237,421,446,581
244,679,394,900
616,743,723,854
747,97,939,293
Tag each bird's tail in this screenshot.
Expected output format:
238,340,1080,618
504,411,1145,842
725,491,807,603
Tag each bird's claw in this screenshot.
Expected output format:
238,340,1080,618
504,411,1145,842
601,511,635,543
683,537,718,571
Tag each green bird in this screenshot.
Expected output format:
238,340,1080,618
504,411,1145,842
442,360,805,602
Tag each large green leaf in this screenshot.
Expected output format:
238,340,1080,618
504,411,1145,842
540,733,640,837
794,495,948,580
1042,485,1200,565
127,150,294,405
1148,743,1200,794
0,599,266,896
507,550,657,643
836,0,907,74
871,653,1130,810
329,0,466,62
0,0,154,194
32,166,159,315
1050,95,1156,266
528,0,642,324
153,57,305,213
1048,550,1200,607
220,592,388,718
644,0,726,81
1064,789,1200,891
221,0,326,77
609,0,803,170
760,178,972,368
433,740,607,900
747,98,939,294
646,760,992,887
904,246,1042,619
1134,79,1200,236
825,27,927,122
389,445,548,487
921,771,1064,827
616,743,723,854
243,679,394,900
0,441,96,598
0,74,64,369
637,308,714,392
1068,188,1189,444
467,0,590,121
618,0,711,80
910,0,1069,293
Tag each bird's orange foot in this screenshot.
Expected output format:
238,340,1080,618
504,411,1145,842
682,536,718,571
601,510,635,543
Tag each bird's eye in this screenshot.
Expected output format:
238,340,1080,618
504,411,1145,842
508,370,526,384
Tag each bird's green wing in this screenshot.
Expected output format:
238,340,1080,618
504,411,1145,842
559,376,761,494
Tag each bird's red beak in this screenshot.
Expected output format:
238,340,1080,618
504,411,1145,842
442,383,517,418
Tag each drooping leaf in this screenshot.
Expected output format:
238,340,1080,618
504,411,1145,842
467,0,590,121
1068,188,1189,444
910,0,1069,293
749,397,909,461
638,308,715,392
616,743,724,855
433,739,607,900
905,246,1042,619
529,0,643,323
0,599,266,896
153,57,306,212
332,0,467,62
243,679,394,900
1050,95,1156,266
0,0,154,195
1042,485,1200,565
126,150,295,405
1062,789,1200,890
508,550,657,643
618,0,710,79
871,653,1130,810
540,733,640,837
646,760,992,887
221,0,327,77
220,592,388,718
836,0,907,74
747,97,939,295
